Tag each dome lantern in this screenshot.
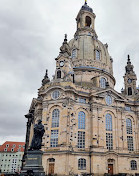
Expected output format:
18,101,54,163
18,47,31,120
76,2,96,33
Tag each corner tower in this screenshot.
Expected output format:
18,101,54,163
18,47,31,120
123,55,137,97
69,1,115,89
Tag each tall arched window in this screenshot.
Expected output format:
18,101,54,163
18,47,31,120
57,70,61,79
72,49,77,59
126,118,132,134
78,111,85,129
131,160,137,170
95,50,100,60
52,109,60,127
78,158,86,170
106,114,112,131
128,87,132,95
85,16,91,27
100,77,106,88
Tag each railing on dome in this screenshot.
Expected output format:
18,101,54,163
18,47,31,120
72,59,113,75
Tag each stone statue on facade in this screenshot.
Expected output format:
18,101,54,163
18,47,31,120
30,119,45,150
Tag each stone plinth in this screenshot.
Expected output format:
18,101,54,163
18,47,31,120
21,150,45,176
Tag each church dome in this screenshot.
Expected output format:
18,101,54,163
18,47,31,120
69,36,113,75
68,2,115,88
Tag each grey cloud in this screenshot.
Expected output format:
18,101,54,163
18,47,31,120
0,0,139,144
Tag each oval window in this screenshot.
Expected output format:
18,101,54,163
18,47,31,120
52,90,60,100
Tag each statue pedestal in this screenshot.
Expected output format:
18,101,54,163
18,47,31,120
21,150,45,176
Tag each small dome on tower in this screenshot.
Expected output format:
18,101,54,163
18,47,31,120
81,2,93,13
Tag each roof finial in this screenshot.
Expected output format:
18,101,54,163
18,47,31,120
127,54,131,64
128,54,130,61
64,34,67,42
85,0,87,5
42,69,50,86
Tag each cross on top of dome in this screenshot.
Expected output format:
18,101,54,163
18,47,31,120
127,54,131,64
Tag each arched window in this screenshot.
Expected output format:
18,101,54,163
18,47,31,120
57,70,61,79
72,49,77,59
128,87,132,95
126,118,132,134
96,50,100,60
78,158,86,170
52,109,60,128
78,111,85,129
106,114,112,131
100,77,106,88
85,16,91,27
131,160,137,170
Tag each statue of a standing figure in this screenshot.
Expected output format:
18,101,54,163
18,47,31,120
30,119,45,150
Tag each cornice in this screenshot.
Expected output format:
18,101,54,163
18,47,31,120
73,66,116,85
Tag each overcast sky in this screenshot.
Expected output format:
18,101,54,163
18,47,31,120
0,0,139,145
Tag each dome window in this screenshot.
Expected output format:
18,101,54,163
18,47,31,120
72,49,77,59
95,50,100,60
85,16,91,27
57,70,61,79
100,77,106,88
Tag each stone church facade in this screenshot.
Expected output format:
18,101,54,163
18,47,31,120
23,2,139,175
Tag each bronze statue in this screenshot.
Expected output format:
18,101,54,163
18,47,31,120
30,119,45,150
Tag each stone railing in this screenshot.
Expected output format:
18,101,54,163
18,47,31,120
72,59,113,75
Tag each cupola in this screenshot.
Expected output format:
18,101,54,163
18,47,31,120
76,1,96,34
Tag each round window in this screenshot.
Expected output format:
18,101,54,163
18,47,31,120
105,95,112,106
52,90,60,100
